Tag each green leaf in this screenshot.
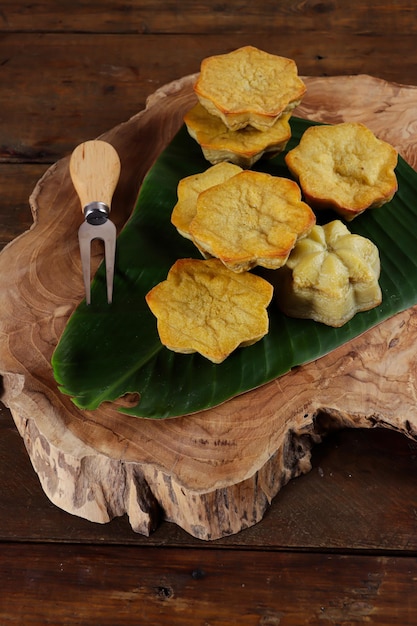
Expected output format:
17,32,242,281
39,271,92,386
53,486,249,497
51,118,417,419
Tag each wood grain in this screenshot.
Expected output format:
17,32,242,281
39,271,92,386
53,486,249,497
1,75,417,541
3,402,417,552
2,0,416,35
2,77,413,538
0,76,416,539
2,543,417,625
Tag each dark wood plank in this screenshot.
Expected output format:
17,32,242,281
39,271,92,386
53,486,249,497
1,0,416,35
1,33,417,167
1,542,417,625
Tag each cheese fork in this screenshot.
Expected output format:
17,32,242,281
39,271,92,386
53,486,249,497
70,140,121,305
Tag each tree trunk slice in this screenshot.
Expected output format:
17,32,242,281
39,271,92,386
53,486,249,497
1,74,417,540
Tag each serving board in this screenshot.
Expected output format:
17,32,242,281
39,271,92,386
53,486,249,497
1,74,417,540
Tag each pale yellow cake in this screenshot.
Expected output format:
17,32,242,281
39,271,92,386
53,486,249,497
189,170,316,272
275,220,382,326
285,122,398,221
145,257,273,363
194,46,306,131
184,102,292,168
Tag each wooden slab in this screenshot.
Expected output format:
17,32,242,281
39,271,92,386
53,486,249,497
1,75,417,541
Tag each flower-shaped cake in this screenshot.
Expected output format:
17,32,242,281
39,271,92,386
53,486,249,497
194,46,306,131
276,220,382,327
189,170,316,272
285,122,398,221
145,258,273,363
184,103,292,168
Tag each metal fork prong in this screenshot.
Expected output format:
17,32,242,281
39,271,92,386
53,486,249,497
78,223,92,305
102,219,117,304
78,220,116,305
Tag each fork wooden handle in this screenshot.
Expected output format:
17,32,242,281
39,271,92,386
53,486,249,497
69,140,121,211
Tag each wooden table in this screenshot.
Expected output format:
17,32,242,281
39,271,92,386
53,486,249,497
2,2,417,623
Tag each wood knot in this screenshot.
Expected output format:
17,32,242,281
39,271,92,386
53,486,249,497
155,585,174,600
388,336,399,349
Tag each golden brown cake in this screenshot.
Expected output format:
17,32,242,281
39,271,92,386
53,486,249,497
194,46,306,131
145,257,273,364
285,122,398,221
189,170,316,272
171,162,242,243
275,220,382,327
184,103,292,168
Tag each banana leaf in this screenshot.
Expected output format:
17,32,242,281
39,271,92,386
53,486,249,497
51,117,417,419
